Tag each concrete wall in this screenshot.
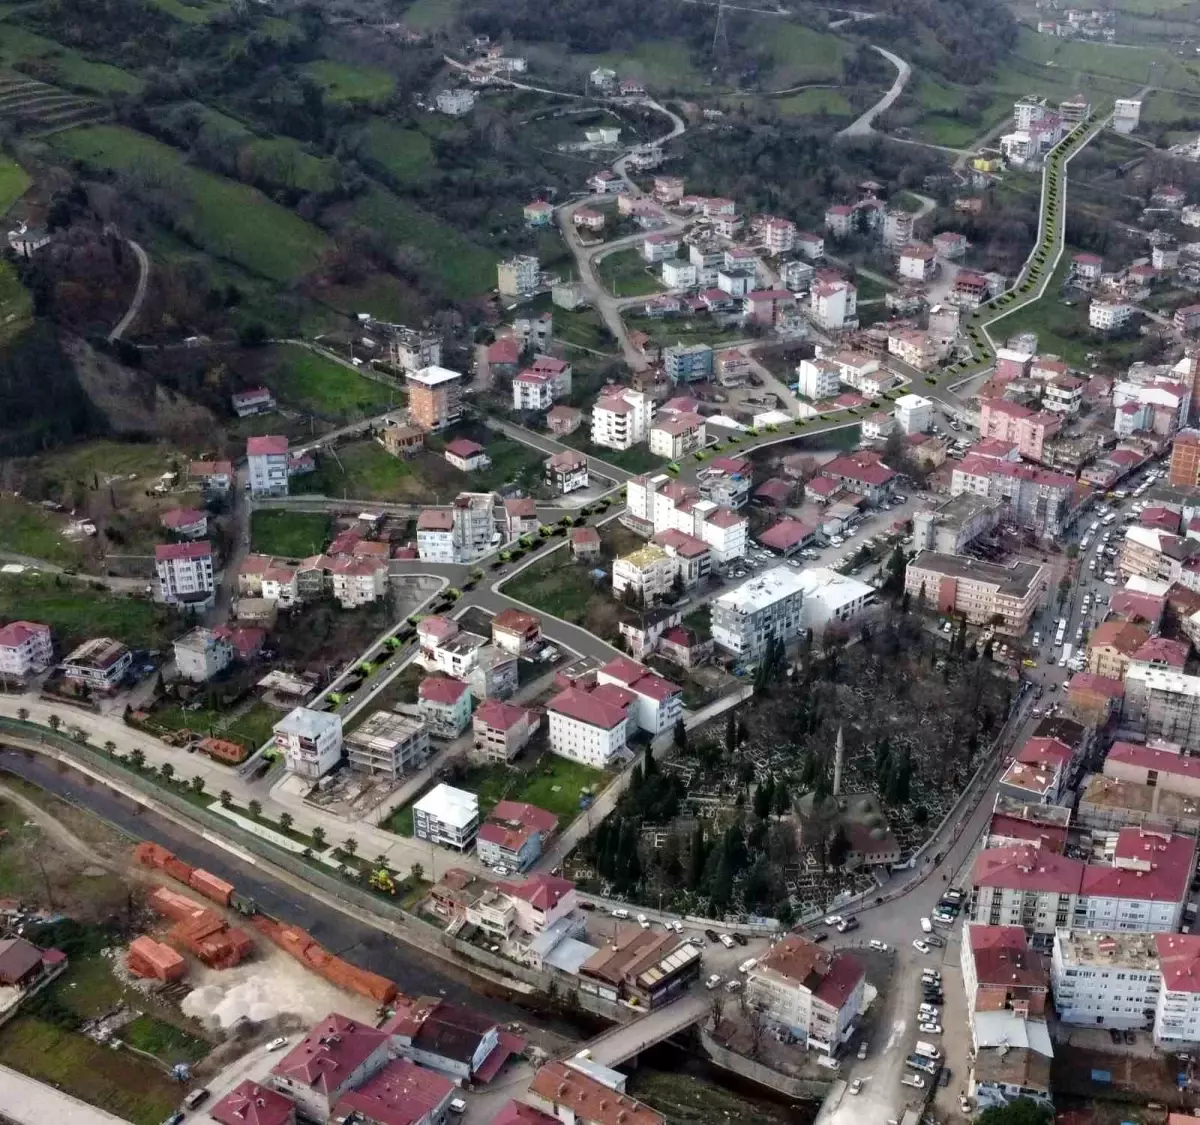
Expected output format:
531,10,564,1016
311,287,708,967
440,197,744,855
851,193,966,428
700,1028,834,1101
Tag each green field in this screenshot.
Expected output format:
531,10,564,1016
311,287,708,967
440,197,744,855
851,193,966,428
0,260,31,342
302,60,396,103
773,87,853,116
399,0,460,29
356,120,435,183
296,440,415,500
333,185,496,299
500,546,620,625
621,313,746,350
0,573,177,648
266,345,399,420
577,39,709,92
52,125,332,281
0,496,87,567
121,1014,210,1063
596,248,664,298
560,430,666,474
147,0,229,22
249,509,332,556
747,20,848,87
0,156,30,214
241,137,339,193
0,27,142,95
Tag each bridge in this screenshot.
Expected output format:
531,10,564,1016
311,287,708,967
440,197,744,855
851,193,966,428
574,992,709,1067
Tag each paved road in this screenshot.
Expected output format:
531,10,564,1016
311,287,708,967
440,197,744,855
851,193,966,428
108,239,149,343
0,1063,133,1125
486,418,633,483
838,47,912,138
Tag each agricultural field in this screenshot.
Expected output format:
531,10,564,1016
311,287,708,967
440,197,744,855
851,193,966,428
52,125,332,282
295,439,416,501
249,509,332,557
301,60,395,103
0,495,89,568
621,313,746,351
264,345,401,422
0,260,31,343
0,155,30,213
596,248,664,298
354,119,436,184
772,87,854,117
147,0,230,23
745,20,849,88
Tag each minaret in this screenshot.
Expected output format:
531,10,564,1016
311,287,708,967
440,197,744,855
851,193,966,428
833,726,844,797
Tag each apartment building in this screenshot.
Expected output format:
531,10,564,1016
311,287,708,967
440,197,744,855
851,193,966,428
1153,932,1200,1045
1170,429,1200,487
472,700,539,763
899,243,937,282
345,711,430,780
1123,666,1200,750
809,280,858,331
744,936,866,1055
883,209,916,248
388,327,442,373
904,552,1049,635
795,358,841,400
247,435,289,498
970,845,1084,935
189,460,233,493
59,637,131,692
417,676,473,738
1087,620,1151,679
596,656,684,737
491,609,542,658
1050,929,1161,1029
406,366,464,431
413,784,479,852
820,451,896,505
895,393,933,434
653,528,712,587
711,566,806,658
497,255,539,298
1119,525,1200,585
1091,301,1134,331
612,544,677,605
794,567,876,635
0,620,53,678
475,802,557,871
996,736,1072,805
979,400,1062,462
624,472,748,564
172,627,234,683
1077,773,1200,836
270,1015,391,1122
664,343,714,384
1103,739,1200,796
649,412,706,459
960,923,1051,1056
698,456,753,509
273,707,343,779
512,369,555,411
546,685,632,767
528,1064,663,1125
951,454,1076,539
591,387,653,450
545,450,589,494
154,541,216,610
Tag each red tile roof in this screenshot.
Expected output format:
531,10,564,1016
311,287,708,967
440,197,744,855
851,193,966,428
1067,672,1125,699
488,1099,558,1125
247,435,288,456
1081,827,1193,903
971,844,1084,894
161,507,206,530
271,1013,388,1094
758,518,813,551
445,438,485,459
492,608,540,634
489,338,521,365
333,1058,454,1125
1017,737,1071,769
548,686,629,730
652,529,710,558
417,510,454,531
155,541,211,562
474,699,533,733
1156,933,1200,994
0,621,48,649
1131,636,1189,668
754,478,792,505
988,814,1067,852
824,454,896,488
504,872,574,911
705,507,745,529
1107,741,1200,781
547,450,587,471
529,1062,663,1125
418,676,469,705
491,800,557,837
210,1080,296,1125
571,526,600,545
812,950,866,1008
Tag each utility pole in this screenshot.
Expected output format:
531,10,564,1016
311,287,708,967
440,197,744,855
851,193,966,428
712,0,729,65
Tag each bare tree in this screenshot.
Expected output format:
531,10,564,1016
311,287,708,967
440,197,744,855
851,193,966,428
745,1005,768,1060
709,989,728,1030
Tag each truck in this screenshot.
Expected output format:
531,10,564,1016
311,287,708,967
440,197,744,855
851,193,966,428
1061,643,1073,666
915,1041,942,1060
906,1055,938,1074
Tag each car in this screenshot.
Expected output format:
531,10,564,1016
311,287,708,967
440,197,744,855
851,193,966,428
183,1089,210,1110
449,1098,468,1115
637,914,650,929
733,932,748,946
725,979,742,993
837,918,859,933
1123,1030,1136,1044
706,974,723,990
1108,1028,1122,1044
266,1037,290,1051
938,1068,951,1088
959,1096,973,1114
493,865,510,877
925,933,946,948
901,1074,925,1089
869,939,888,951
612,908,630,919
920,1022,942,1035
162,1116,185,1125
857,1041,869,1060
720,933,736,949
812,932,829,943
705,928,720,943
912,939,931,954
579,900,596,911
672,920,684,934
824,915,843,926
849,1079,863,1096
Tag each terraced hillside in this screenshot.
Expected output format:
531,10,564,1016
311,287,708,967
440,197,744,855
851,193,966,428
0,72,110,136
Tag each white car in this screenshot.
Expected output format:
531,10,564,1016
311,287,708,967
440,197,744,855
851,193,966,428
266,1037,289,1051
705,974,722,990
720,933,737,949
857,1041,869,1060
824,915,843,926
637,913,650,929
493,865,510,876
901,1074,926,1089
869,939,888,951
912,939,931,954
920,1022,943,1035
849,1079,863,1095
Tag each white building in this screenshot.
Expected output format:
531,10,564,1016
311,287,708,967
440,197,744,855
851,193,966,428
795,568,876,635
546,450,589,495
648,412,706,460
596,656,683,737
660,259,697,288
155,541,215,610
1114,98,1142,134
273,707,343,779
547,686,632,767
1051,929,1161,1029
59,638,132,692
172,627,234,683
612,544,677,605
0,621,53,678
795,358,840,401
711,566,806,659
895,393,933,435
1154,933,1200,1045
591,387,653,450
1090,301,1133,331
512,370,555,411
418,676,474,738
413,784,479,851
744,936,866,1055
810,280,857,331
247,435,289,498
898,243,936,282
416,509,455,562
497,254,540,298
436,88,476,116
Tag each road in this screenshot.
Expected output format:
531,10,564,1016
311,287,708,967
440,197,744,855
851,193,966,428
107,239,149,343
838,47,912,139
486,417,633,483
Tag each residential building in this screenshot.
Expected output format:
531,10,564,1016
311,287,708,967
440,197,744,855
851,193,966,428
416,510,456,562
612,544,676,605
528,1063,663,1125
384,997,507,1083
953,270,991,308
810,280,857,331
1075,774,1200,835
570,526,601,560
448,492,497,564
406,367,463,431
596,656,683,737
465,647,519,702
0,621,52,678
1124,666,1200,750
345,711,430,781
512,369,555,411
899,243,936,282
332,1058,455,1125
248,435,289,498
270,1015,391,1121
960,923,1050,1052
1087,619,1151,679
413,784,479,852
820,451,896,505
1104,739,1200,795
911,494,1003,555
904,552,1048,635
59,637,132,691
591,387,653,451
883,209,916,249
970,1047,1052,1115
329,558,388,609
648,412,705,459
1044,374,1084,415
418,677,473,738
744,936,866,1055
663,343,713,384
579,925,701,1008
172,627,234,683
497,255,539,298
697,456,752,509
155,541,215,610
932,231,969,259
472,700,540,764
382,420,426,459
997,737,1072,805
189,460,233,493
1170,429,1200,488
160,507,208,539
979,400,1062,462
641,233,680,263
524,200,553,227
795,231,825,260
794,568,876,635
546,685,632,767
951,453,1076,539
231,386,275,418
894,393,933,434
1051,929,1162,1029
491,609,542,658
711,566,806,659
475,801,556,870
653,528,712,586
210,1081,296,1125
436,89,476,116
653,176,684,203
1154,933,1200,1045
888,329,933,370
503,498,539,542
444,439,491,473
545,450,589,495
388,327,442,374
1091,300,1134,331
274,707,343,779
547,405,582,436
795,358,841,401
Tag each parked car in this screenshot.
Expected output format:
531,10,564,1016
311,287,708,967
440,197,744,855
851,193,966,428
912,939,931,954
920,1022,942,1035
720,934,736,949
733,932,748,946
1109,1028,1122,1044
849,1079,863,1096
266,1037,290,1052
938,1068,951,1088
812,932,829,944
837,918,859,933
706,974,723,990
857,1041,869,1060
725,980,742,993
637,914,650,929
705,929,720,943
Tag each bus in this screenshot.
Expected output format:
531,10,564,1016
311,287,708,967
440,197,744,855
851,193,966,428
1054,618,1067,647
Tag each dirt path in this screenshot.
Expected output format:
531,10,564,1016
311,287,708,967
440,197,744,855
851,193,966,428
0,777,127,874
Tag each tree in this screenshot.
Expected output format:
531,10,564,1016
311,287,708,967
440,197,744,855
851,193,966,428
47,714,61,732
104,740,116,755
754,776,773,821
410,862,424,883
745,1005,769,1060
673,718,687,751
160,762,174,782
248,799,262,818
828,824,851,869
312,826,327,849
709,989,728,1029
772,782,791,817
343,837,358,857
976,1100,1052,1125
189,776,205,795
278,811,294,833
129,748,145,770
17,707,28,722
725,712,737,755
219,789,232,807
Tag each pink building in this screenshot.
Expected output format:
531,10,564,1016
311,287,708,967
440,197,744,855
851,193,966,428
979,399,1063,463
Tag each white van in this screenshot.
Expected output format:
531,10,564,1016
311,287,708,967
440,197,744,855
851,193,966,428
611,908,629,919
738,958,758,974
915,1040,942,1060
920,917,933,934
720,933,736,949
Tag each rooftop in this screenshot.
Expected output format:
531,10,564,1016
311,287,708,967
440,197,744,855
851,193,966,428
413,784,479,830
1156,933,1200,993
907,551,1045,598
529,1062,663,1125
271,1013,389,1093
273,707,340,741
714,566,807,614
548,686,630,730
407,366,462,388
210,1080,296,1125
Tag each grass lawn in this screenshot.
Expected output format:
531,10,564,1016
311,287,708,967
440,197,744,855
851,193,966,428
460,754,608,821
266,344,400,421
249,509,331,556
400,0,460,29
622,313,746,350
773,87,853,116
295,440,415,500
241,138,339,194
0,155,30,214
52,125,331,282
330,185,496,300
596,248,664,298
576,39,709,92
357,119,435,184
225,701,285,748
147,0,229,22
559,431,665,474
0,572,178,649
0,495,88,567
302,60,395,102
855,273,893,300
0,27,143,95
0,259,30,342
0,1015,185,1124
423,429,547,495
747,20,848,86
555,305,616,355
121,1014,209,1063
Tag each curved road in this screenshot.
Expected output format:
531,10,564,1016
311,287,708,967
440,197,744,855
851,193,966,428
108,238,149,342
838,46,912,138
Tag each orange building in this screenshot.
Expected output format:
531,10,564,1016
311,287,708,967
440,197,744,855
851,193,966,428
405,366,463,431
1169,429,1200,488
